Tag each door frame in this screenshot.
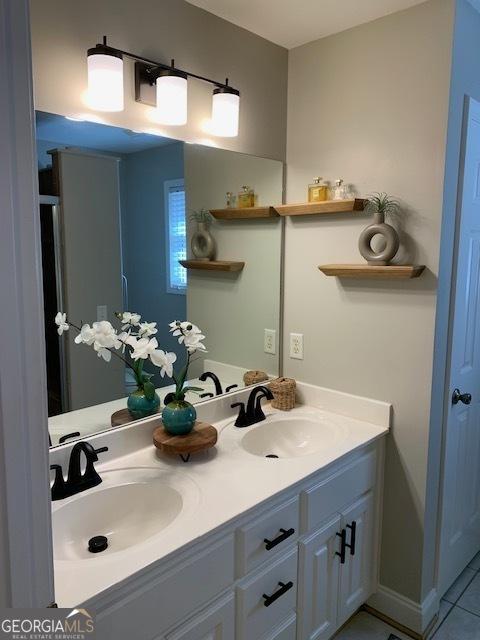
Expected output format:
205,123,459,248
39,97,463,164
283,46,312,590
428,95,479,599
0,0,54,606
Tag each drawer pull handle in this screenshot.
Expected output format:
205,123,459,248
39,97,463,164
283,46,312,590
335,529,346,564
262,581,294,607
264,528,295,550
346,521,356,556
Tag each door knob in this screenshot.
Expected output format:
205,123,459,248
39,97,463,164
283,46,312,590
452,388,472,405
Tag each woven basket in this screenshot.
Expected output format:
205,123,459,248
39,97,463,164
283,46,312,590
268,377,296,411
243,370,269,386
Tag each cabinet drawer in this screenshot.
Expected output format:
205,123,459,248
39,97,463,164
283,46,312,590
236,496,299,576
236,547,297,640
301,450,376,533
265,614,297,640
165,592,235,640
95,535,235,640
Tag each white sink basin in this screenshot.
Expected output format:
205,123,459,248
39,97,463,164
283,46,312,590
52,467,198,561
240,416,348,458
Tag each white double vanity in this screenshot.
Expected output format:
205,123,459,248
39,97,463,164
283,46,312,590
49,382,390,640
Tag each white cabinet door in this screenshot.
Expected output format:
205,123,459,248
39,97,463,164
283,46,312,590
338,492,375,626
165,593,235,640
297,514,342,640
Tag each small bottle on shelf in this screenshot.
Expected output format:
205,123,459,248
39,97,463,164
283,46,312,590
226,191,235,207
308,177,328,202
238,185,255,208
331,178,347,200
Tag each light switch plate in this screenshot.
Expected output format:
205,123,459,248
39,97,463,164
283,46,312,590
264,329,276,354
289,333,304,360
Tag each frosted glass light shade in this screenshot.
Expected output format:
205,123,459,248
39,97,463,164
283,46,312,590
87,53,124,112
211,88,240,137
155,73,188,125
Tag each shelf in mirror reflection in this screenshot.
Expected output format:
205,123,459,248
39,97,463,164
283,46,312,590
180,260,245,272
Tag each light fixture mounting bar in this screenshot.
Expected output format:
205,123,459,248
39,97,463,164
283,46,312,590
91,38,237,107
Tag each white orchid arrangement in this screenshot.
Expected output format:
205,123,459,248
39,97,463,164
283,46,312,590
54,312,206,404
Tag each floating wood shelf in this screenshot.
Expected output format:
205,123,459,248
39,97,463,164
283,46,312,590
274,199,366,217
318,264,425,279
210,206,278,220
180,260,245,272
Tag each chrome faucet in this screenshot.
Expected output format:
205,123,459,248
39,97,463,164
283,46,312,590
231,385,274,428
50,440,108,501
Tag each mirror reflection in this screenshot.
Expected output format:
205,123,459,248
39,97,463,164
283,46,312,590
36,112,284,446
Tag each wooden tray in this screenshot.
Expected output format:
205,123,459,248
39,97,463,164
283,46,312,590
111,408,160,427
153,422,218,462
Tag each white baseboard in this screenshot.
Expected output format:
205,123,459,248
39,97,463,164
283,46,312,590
367,585,438,635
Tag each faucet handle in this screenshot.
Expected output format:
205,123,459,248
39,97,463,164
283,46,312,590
94,446,108,455
226,384,239,392
50,464,69,501
231,401,250,428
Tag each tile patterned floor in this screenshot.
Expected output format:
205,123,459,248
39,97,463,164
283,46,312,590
334,551,480,639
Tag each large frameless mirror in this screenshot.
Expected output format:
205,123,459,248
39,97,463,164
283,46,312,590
36,112,284,446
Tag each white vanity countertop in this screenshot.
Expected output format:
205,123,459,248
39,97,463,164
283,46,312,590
51,382,390,607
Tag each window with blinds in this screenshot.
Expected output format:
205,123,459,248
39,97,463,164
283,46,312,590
164,179,187,294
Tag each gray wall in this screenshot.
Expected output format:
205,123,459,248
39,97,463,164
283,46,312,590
284,0,454,603
56,149,125,410
184,145,283,377
424,0,480,601
121,142,186,384
29,0,288,161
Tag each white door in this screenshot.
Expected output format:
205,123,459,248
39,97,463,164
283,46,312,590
165,593,235,640
439,97,480,596
338,492,375,626
297,514,341,640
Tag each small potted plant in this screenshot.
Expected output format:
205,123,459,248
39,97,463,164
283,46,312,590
54,312,205,432
190,208,216,261
358,192,400,265
161,321,207,435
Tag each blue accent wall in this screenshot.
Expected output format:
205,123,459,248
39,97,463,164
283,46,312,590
121,142,186,387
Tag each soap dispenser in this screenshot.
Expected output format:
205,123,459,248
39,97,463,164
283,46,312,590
308,177,328,202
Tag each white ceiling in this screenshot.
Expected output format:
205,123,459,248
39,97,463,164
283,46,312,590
186,0,428,49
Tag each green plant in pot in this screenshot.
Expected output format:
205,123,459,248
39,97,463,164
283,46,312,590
359,192,401,265
54,311,178,421
161,321,207,436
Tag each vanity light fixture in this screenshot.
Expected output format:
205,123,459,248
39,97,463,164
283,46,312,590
86,36,240,136
211,81,240,137
153,61,188,126
87,37,124,112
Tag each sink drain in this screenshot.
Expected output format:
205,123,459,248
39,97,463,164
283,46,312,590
88,535,108,554
265,454,279,459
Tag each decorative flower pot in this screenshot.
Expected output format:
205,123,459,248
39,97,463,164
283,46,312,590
358,211,399,266
191,221,216,261
162,400,197,436
127,388,160,420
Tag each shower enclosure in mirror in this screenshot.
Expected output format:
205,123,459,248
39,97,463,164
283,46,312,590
36,112,284,446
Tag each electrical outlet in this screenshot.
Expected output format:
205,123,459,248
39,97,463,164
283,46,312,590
97,305,108,321
264,329,276,355
290,333,304,360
